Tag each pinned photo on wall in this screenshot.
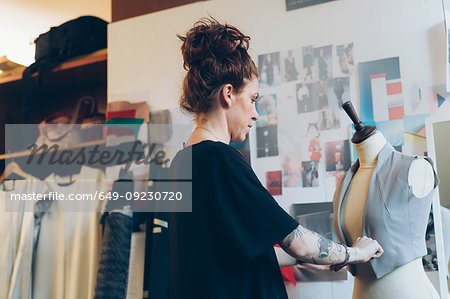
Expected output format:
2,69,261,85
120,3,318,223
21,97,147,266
335,43,354,76
281,49,302,82
307,133,322,162
255,94,278,127
230,136,251,165
281,152,303,187
291,202,347,281
428,88,446,115
358,57,404,122
317,109,340,131
298,109,340,140
266,170,282,195
299,111,321,137
428,85,449,115
258,52,281,87
256,125,279,158
296,81,329,114
329,77,350,109
296,82,313,113
302,46,315,83
316,80,330,109
301,161,319,187
286,0,336,11
325,140,351,173
314,45,332,82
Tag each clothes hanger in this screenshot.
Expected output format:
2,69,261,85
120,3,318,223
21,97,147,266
0,161,28,183
0,161,29,191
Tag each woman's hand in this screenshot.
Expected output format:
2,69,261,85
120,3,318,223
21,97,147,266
329,236,383,272
350,236,384,264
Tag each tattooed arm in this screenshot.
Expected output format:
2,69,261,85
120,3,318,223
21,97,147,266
278,225,383,268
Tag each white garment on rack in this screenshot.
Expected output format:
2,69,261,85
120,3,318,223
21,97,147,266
0,177,48,299
33,166,106,299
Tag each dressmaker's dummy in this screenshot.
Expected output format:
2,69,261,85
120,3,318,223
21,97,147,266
333,102,439,299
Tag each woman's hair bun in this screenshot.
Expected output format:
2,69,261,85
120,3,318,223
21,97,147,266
178,17,257,116
178,17,250,71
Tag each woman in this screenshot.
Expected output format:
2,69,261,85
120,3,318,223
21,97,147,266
168,18,383,299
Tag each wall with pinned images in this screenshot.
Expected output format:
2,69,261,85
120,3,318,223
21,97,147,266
108,0,448,298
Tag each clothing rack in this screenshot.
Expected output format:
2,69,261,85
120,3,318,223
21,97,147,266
0,139,106,160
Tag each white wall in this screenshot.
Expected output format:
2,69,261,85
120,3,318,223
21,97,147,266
108,0,445,110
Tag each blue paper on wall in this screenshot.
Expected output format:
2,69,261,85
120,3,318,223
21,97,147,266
358,57,404,122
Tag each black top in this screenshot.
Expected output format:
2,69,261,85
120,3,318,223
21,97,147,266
168,140,299,299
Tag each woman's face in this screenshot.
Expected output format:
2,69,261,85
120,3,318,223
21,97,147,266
227,76,260,142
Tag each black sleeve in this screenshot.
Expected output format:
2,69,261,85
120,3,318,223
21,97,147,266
211,145,298,264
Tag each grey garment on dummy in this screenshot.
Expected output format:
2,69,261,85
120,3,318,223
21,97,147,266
332,143,439,279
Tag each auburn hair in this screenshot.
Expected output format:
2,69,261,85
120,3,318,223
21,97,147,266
178,17,258,116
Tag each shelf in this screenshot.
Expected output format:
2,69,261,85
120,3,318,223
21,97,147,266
0,49,107,95
0,49,107,85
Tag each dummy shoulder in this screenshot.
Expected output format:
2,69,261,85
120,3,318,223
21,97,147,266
408,157,436,198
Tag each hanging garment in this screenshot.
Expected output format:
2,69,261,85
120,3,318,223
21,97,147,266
95,210,133,299
95,170,135,299
333,143,439,278
33,166,105,299
0,177,47,299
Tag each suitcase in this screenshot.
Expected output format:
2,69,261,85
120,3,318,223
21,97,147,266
21,16,108,123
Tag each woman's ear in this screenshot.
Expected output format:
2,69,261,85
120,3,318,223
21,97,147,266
221,84,233,108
